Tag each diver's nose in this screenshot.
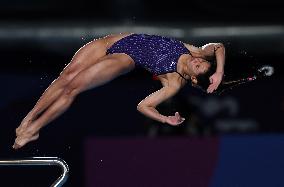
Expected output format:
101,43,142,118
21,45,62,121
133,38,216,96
192,58,201,63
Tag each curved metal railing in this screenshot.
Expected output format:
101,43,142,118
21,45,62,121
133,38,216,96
0,157,69,187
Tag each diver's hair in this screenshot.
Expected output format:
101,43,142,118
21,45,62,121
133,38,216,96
194,59,217,92
216,64,274,95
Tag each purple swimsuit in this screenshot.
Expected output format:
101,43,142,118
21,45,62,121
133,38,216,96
106,33,190,75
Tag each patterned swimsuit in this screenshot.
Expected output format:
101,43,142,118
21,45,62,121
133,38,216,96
106,33,191,76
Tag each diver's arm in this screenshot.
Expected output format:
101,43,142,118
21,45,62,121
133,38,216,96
137,84,184,126
202,43,226,93
202,43,225,74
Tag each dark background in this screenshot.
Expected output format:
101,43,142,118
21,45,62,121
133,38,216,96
0,0,284,186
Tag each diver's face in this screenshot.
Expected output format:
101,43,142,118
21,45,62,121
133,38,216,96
188,57,210,76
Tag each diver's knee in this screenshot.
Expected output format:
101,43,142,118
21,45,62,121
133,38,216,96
59,70,78,85
62,83,80,97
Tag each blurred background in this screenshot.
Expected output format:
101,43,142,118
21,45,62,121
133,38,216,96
0,0,284,186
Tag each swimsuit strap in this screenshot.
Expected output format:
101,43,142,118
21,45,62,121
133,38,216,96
188,49,193,57
176,71,189,82
177,45,191,82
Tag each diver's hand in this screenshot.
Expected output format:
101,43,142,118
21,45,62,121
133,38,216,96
207,72,224,93
165,112,185,126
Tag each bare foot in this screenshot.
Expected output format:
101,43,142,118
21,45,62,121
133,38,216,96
13,121,40,149
13,133,39,149
15,118,32,136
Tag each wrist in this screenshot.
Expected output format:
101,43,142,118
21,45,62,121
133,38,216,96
216,71,224,75
161,115,167,123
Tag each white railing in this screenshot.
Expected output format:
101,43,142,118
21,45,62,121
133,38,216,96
0,157,69,187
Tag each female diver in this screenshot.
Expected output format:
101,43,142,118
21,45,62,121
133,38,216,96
13,33,225,149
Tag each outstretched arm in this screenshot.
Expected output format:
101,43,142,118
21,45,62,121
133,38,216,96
202,43,226,93
137,85,185,126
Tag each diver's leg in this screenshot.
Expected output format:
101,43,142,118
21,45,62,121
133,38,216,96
19,39,107,131
13,54,135,149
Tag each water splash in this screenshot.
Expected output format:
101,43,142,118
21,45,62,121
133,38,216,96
257,65,274,77
217,65,274,95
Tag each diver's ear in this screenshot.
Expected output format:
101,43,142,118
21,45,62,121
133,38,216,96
190,76,198,85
